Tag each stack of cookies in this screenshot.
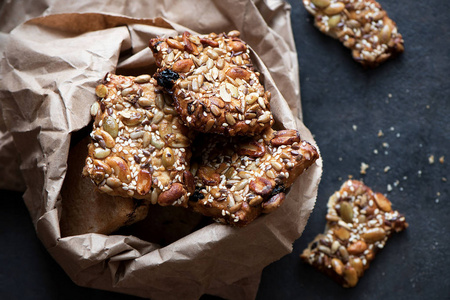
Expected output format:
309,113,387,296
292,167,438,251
83,30,319,227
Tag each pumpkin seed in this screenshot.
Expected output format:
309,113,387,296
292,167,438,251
162,148,175,168
151,138,165,149
95,84,108,98
311,0,330,8
340,201,353,223
94,148,111,159
328,15,341,27
102,116,119,138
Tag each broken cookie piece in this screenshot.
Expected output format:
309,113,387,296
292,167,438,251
149,31,274,136
303,0,404,67
83,74,194,207
189,128,319,226
301,180,408,287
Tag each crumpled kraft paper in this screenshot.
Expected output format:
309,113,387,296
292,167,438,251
0,1,322,299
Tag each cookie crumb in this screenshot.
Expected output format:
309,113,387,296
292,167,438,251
428,155,435,164
384,166,391,173
378,130,384,137
439,156,445,164
373,149,379,154
360,162,369,175
387,184,393,192
442,177,447,182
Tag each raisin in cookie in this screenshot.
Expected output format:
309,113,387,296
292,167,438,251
149,31,274,136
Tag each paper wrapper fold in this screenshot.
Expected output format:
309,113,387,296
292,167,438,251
0,1,322,299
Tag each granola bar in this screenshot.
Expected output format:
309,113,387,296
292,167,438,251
83,74,195,207
301,180,408,287
188,129,319,226
149,31,274,135
303,0,404,67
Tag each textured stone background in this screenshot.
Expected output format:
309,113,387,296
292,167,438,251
1,0,448,299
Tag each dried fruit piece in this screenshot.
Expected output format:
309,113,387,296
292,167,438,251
149,32,273,136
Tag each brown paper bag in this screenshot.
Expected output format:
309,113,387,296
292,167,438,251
0,1,322,299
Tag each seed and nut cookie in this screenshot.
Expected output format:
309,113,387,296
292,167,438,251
303,0,404,67
149,30,274,136
188,129,319,226
83,73,195,207
301,180,408,287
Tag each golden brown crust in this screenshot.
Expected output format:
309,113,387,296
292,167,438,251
188,128,319,226
83,74,194,207
300,180,408,287
149,31,274,136
303,0,404,67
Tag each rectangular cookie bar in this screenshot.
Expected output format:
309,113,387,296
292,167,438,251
301,180,408,287
149,31,274,136
188,128,319,226
83,74,195,207
303,0,404,67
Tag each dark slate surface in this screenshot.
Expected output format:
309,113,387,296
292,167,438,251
1,0,449,299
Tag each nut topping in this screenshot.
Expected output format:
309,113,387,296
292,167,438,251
249,177,273,196
237,141,265,158
106,156,131,183
270,129,300,146
262,192,285,213
136,170,152,195
158,183,185,206
172,58,194,73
